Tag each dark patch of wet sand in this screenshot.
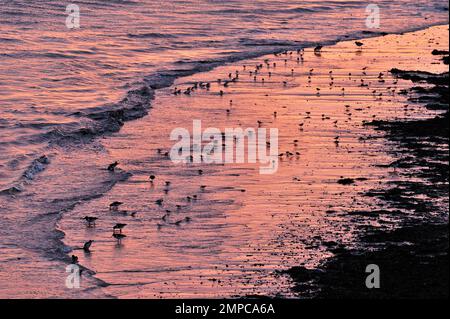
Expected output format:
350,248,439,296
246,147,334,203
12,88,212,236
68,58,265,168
286,223,448,298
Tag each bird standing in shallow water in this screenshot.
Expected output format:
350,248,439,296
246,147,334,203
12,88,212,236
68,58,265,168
107,161,119,172
113,233,126,244
83,216,97,227
355,41,364,47
109,201,123,211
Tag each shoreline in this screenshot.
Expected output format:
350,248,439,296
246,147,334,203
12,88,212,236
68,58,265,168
54,23,448,298
1,23,448,298
3,22,449,196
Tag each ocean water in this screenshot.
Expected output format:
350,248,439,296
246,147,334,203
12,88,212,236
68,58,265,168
0,1,448,189
0,1,448,298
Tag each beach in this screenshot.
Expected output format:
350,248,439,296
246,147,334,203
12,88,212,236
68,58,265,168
0,2,448,299
32,25,450,298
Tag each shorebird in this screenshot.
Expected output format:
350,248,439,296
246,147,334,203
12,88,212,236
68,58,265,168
83,240,94,252
71,255,78,264
83,216,97,227
107,161,119,172
149,175,155,183
155,199,164,206
314,45,323,53
334,136,340,146
161,213,169,222
113,223,127,233
112,233,126,244
355,41,364,47
109,201,123,211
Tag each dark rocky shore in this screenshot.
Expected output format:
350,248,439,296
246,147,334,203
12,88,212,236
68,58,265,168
285,50,449,299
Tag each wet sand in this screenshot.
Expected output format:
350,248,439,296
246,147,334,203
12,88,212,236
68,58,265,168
54,25,450,298
287,37,449,299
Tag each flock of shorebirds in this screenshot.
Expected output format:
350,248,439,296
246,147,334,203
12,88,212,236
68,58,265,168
170,40,397,157
71,40,400,264
172,41,367,96
74,159,206,263
73,198,128,263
